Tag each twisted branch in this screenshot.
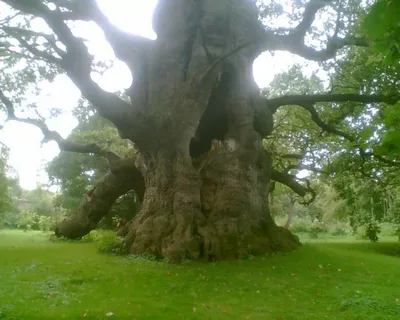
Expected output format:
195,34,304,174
258,0,367,60
266,93,400,167
0,87,121,163
1,0,137,132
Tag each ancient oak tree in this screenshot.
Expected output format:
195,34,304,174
0,0,398,262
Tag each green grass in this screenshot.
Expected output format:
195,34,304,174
0,230,399,320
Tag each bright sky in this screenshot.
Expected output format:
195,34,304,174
0,0,322,190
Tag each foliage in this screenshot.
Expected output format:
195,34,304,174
12,208,65,232
265,45,400,229
308,221,327,239
46,113,138,225
0,212,19,229
365,221,381,243
82,230,128,255
362,0,400,64
18,187,56,216
331,225,349,237
286,216,311,234
17,211,39,231
37,215,54,232
1,230,400,319
0,145,16,223
395,227,400,242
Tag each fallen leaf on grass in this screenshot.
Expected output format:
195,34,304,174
105,312,114,317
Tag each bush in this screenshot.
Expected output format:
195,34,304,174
329,222,350,236
379,222,397,237
84,230,129,255
0,212,19,229
38,215,53,232
394,224,400,241
18,211,39,231
82,230,104,242
331,226,348,236
290,218,312,234
309,221,326,239
365,221,381,242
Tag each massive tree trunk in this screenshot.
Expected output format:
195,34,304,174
122,0,300,262
55,0,300,261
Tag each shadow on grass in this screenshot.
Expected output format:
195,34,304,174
373,242,400,258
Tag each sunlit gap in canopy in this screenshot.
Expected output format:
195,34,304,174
89,0,158,93
93,0,328,92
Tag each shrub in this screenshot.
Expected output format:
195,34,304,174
38,215,53,232
81,229,101,242
0,212,19,229
379,222,397,237
309,221,326,239
49,234,80,243
290,218,312,234
331,226,348,236
365,221,381,242
18,211,39,231
329,222,350,236
85,230,129,255
394,224,400,241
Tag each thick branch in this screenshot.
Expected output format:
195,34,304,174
200,40,256,81
48,0,151,108
0,87,120,163
266,93,400,167
1,25,68,59
257,0,367,60
2,0,136,130
55,163,144,239
293,0,333,37
266,93,399,114
260,28,367,61
1,25,63,63
277,153,304,160
271,169,309,197
284,163,329,175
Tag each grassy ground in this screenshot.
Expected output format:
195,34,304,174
0,230,399,320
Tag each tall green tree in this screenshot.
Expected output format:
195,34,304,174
0,0,399,262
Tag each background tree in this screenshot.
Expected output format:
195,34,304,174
0,143,17,227
0,0,399,262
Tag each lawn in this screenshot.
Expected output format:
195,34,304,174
0,230,399,320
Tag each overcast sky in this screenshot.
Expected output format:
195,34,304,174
0,0,321,190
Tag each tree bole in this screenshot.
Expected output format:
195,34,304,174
54,0,301,261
